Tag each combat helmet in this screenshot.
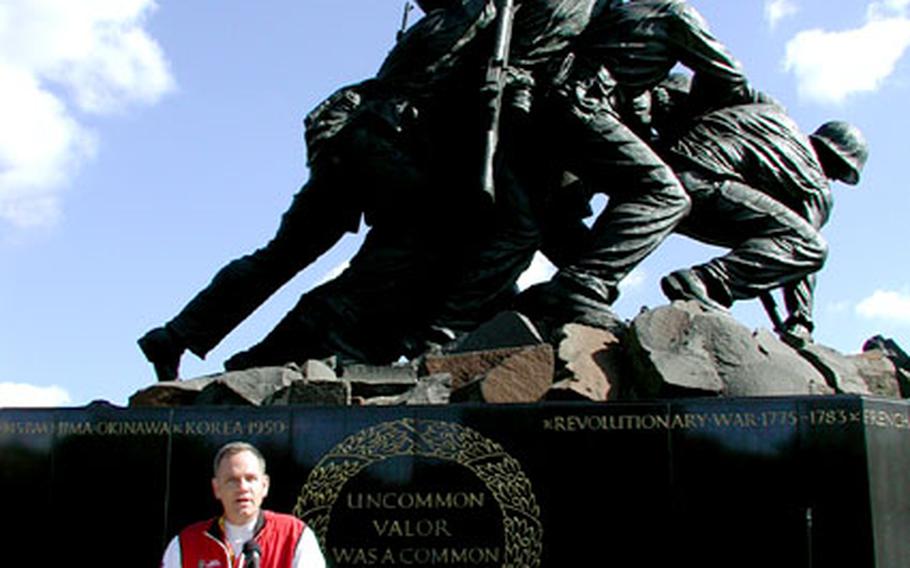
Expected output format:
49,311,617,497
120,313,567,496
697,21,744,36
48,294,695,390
649,72,692,139
809,121,868,185
657,72,693,96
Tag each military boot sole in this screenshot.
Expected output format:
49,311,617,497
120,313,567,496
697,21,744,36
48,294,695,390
660,269,729,312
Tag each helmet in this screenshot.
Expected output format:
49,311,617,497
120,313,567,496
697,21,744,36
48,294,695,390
649,73,692,138
658,72,693,96
809,121,869,185
651,73,691,113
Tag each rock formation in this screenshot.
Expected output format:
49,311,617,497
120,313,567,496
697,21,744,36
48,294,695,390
130,304,909,407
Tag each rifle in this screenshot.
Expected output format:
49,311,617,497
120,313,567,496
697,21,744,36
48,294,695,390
480,0,518,202
760,291,785,335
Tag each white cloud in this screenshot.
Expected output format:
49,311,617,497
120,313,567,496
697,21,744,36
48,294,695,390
765,0,799,29
0,63,96,227
856,289,910,323
784,2,910,104
0,0,174,228
0,382,72,407
869,0,910,20
517,252,557,290
619,267,647,293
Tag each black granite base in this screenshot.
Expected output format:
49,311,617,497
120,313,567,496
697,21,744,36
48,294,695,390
1,396,907,567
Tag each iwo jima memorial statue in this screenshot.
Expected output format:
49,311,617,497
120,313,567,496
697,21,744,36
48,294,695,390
4,1,909,567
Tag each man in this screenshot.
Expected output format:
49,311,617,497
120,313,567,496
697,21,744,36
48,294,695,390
513,0,761,328
161,442,325,568
649,75,869,345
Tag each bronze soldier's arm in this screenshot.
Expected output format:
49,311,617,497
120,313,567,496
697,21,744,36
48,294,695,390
668,2,754,112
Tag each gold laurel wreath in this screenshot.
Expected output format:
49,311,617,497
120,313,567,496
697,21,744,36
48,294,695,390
294,418,542,567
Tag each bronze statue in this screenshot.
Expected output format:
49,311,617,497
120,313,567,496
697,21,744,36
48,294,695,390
649,75,869,346
139,0,598,380
139,0,869,382
511,0,762,328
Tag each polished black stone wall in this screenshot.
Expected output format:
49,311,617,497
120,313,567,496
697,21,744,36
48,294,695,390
1,396,906,567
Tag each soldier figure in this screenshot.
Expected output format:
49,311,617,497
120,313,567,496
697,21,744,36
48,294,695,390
650,75,869,345
512,0,763,329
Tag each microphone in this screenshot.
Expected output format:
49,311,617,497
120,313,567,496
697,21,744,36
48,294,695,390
242,541,261,568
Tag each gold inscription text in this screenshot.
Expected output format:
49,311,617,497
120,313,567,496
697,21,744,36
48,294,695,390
332,547,500,565
346,492,485,510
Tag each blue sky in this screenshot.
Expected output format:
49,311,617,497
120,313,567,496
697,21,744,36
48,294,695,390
1,0,909,407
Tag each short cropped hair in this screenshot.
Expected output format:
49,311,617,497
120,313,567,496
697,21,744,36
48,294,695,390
212,441,267,476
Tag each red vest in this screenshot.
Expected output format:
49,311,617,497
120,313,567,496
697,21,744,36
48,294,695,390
178,510,306,568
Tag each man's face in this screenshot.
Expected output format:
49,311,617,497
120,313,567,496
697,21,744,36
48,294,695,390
212,450,270,525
